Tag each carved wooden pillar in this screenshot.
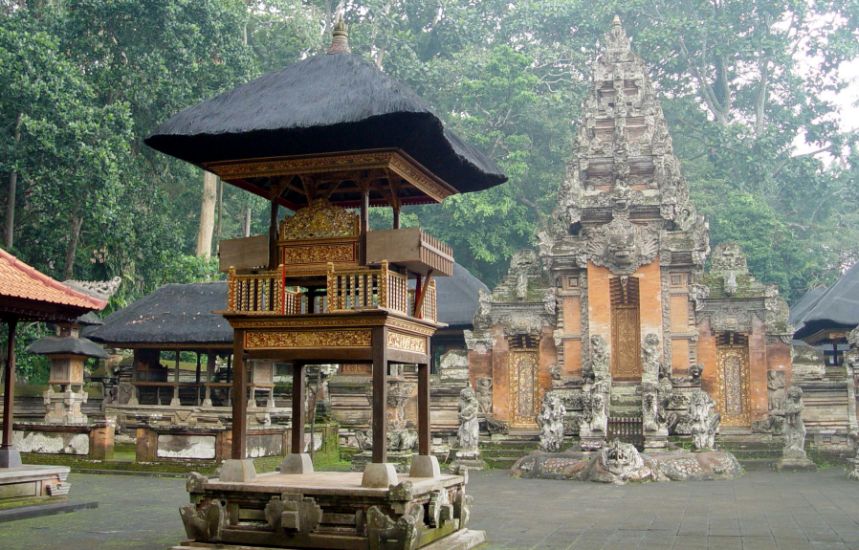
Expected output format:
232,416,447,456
291,362,306,454
417,362,430,455
1,318,17,456
371,327,388,463
230,330,247,459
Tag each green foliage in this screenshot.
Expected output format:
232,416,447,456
1,0,857,305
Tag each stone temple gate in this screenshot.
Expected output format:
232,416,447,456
465,18,793,448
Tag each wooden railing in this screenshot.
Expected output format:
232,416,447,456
228,265,283,314
225,261,436,321
418,230,454,275
326,261,409,315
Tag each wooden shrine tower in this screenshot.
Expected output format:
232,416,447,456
146,20,505,550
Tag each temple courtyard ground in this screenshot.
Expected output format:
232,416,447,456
0,467,857,549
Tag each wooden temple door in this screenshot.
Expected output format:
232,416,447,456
508,335,540,429
610,276,641,381
715,332,751,427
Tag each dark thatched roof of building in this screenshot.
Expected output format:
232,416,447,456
27,336,109,359
789,286,827,332
89,282,232,348
793,262,859,340
144,39,505,201
435,263,488,328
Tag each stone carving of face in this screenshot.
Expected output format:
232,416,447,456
606,222,637,269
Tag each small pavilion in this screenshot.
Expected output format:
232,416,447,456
146,20,505,550
0,247,105,503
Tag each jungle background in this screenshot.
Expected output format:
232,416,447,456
1,0,857,313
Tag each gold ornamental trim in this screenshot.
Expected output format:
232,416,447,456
205,151,397,180
386,331,427,354
385,317,438,337
388,153,454,203
281,243,356,265
279,199,359,241
244,329,372,350
203,150,456,204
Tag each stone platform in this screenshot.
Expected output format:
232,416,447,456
178,469,479,549
512,441,742,484
0,464,71,502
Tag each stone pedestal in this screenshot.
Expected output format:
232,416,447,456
361,462,398,488
280,453,313,474
409,454,441,478
219,459,257,482
644,430,668,451
450,450,485,473
0,446,21,468
775,450,817,471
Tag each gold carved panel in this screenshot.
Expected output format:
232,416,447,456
281,243,356,265
715,345,751,426
244,329,372,350
386,331,427,354
611,305,642,380
508,350,540,428
279,199,359,240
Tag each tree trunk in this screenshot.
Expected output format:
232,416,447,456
5,113,22,249
242,203,252,237
196,171,217,258
63,213,83,279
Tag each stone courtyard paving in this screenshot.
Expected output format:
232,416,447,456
1,468,858,549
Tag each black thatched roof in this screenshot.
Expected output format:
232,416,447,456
144,42,505,202
793,262,859,340
89,282,233,348
436,263,488,328
789,286,827,331
27,336,108,359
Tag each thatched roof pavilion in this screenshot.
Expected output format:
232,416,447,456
793,262,859,344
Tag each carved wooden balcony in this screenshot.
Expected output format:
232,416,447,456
225,261,438,323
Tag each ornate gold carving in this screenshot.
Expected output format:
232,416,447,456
244,329,372,349
715,345,751,426
387,331,427,354
205,151,398,180
388,153,455,203
509,350,539,428
279,199,359,241
281,243,355,265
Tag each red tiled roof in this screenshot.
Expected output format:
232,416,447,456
0,248,107,312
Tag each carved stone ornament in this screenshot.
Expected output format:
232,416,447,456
688,390,720,451
279,198,358,240
265,494,322,533
366,502,423,550
180,499,225,543
185,472,208,494
427,489,454,528
537,392,567,452
457,387,481,458
585,207,659,275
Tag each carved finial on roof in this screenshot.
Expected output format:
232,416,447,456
604,15,631,58
328,16,351,55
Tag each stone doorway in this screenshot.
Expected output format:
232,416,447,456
715,332,751,427
610,276,641,381
508,345,539,429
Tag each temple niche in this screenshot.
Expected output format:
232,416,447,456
465,17,792,446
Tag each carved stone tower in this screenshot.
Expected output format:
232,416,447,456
466,18,790,444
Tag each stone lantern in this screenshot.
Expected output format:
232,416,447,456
28,324,108,425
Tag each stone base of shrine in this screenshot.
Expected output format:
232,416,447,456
178,470,477,550
775,453,817,472
0,464,71,503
